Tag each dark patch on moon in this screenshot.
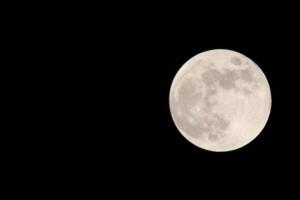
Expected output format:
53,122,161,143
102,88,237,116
173,111,210,139
240,69,254,82
201,68,240,90
171,94,230,140
201,69,222,86
212,114,230,130
230,57,242,65
242,88,252,95
177,78,202,106
203,114,230,142
208,134,218,142
219,69,239,89
175,108,230,141
174,114,199,138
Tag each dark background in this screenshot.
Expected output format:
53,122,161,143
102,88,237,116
7,2,299,197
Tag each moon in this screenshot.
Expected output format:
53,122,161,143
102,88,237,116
169,49,272,152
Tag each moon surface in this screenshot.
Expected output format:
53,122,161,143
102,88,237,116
169,49,271,152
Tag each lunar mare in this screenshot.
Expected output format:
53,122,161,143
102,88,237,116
169,49,271,152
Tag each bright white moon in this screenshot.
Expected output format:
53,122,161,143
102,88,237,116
169,49,271,152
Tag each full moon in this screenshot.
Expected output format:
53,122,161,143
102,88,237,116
169,49,272,152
